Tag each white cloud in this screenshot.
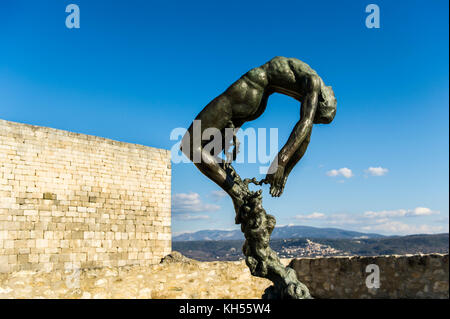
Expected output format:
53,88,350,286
364,209,407,218
412,207,435,216
291,206,445,236
361,222,446,236
322,213,361,225
294,212,325,220
364,207,437,218
174,214,210,220
365,166,389,176
172,192,220,213
210,190,228,201
326,167,353,178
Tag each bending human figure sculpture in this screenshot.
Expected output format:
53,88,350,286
181,56,337,299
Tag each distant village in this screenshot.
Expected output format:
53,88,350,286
278,239,350,258
221,239,349,261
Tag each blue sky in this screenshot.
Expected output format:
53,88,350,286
1,0,448,236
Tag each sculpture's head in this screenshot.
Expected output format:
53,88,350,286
314,82,336,124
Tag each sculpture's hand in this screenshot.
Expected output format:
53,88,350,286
264,165,285,197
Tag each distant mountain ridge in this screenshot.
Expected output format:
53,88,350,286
173,225,385,241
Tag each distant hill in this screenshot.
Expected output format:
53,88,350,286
173,233,449,261
313,233,450,256
173,225,384,241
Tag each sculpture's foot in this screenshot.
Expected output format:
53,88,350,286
262,282,313,299
261,285,278,299
261,266,312,299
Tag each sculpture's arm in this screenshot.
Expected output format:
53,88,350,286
278,92,317,167
264,88,319,197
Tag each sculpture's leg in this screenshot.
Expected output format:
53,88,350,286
223,165,312,299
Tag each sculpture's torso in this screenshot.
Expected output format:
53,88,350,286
192,57,321,139
224,56,320,124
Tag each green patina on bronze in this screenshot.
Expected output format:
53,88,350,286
181,56,337,299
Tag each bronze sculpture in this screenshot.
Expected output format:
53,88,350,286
181,56,337,299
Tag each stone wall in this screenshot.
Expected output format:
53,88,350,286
0,119,171,273
290,253,449,299
0,254,447,299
